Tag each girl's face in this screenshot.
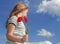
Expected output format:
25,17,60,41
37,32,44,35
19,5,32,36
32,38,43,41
17,9,28,22
22,9,28,16
17,9,28,17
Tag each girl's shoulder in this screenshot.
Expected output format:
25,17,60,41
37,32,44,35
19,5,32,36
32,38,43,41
9,16,17,21
10,16,17,19
8,16,17,26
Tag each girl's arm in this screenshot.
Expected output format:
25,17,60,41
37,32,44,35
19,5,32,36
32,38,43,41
6,24,23,43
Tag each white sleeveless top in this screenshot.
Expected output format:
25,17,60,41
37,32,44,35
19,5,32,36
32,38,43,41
6,16,27,44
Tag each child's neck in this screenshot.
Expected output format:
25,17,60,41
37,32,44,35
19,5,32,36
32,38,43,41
17,13,23,17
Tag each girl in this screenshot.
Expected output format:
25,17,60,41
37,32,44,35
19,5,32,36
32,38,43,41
6,2,28,44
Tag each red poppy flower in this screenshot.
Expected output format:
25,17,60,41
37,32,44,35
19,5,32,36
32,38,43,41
17,17,22,22
17,16,28,23
23,16,28,23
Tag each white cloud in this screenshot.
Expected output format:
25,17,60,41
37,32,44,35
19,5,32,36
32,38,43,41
37,28,54,37
24,0,29,6
36,0,60,16
39,41,52,44
57,42,60,44
27,41,52,44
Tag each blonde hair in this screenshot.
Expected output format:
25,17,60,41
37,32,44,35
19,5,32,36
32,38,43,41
6,2,28,28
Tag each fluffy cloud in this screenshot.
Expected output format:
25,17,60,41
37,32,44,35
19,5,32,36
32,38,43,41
36,0,60,16
57,42,60,44
27,41,52,44
39,41,52,44
37,28,54,37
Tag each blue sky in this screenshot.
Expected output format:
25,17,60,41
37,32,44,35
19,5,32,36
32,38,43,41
0,0,60,44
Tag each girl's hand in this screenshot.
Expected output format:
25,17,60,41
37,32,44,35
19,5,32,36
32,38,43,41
22,35,28,42
19,38,25,43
